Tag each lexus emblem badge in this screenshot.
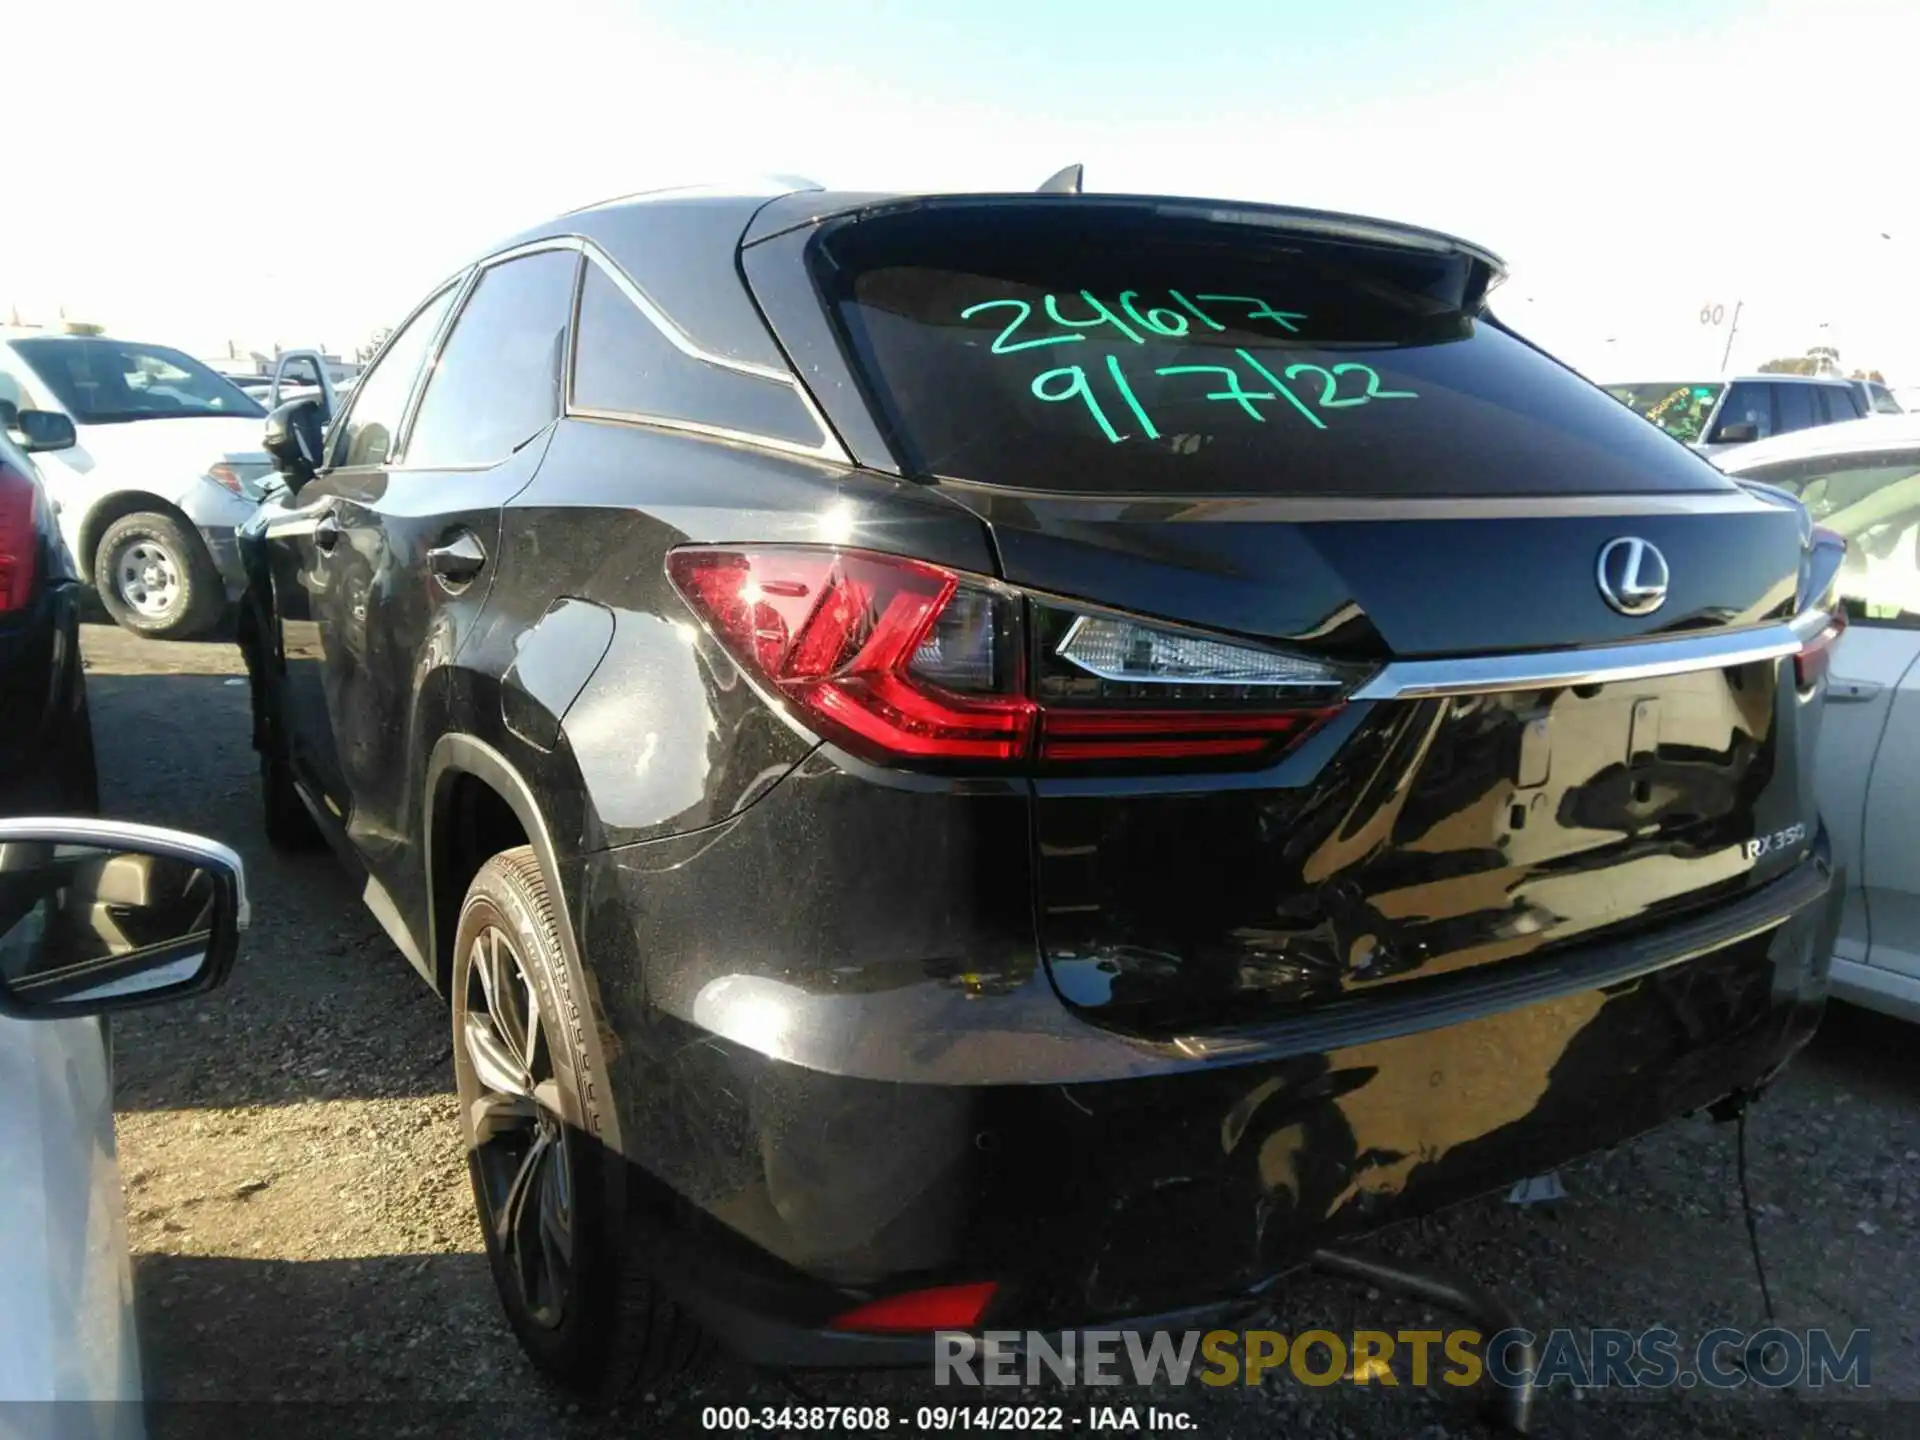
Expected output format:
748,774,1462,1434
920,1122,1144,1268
1596,537,1670,616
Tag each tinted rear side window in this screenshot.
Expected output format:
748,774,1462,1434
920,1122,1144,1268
1776,383,1816,433
813,203,1733,496
571,261,824,448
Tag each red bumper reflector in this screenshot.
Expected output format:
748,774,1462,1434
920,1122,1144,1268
1038,707,1340,762
827,1281,1000,1334
1795,610,1847,692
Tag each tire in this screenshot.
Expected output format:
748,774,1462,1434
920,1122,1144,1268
92,511,225,639
451,847,708,1399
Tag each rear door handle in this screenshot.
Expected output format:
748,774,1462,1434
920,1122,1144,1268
312,510,341,553
427,531,487,589
1827,677,1883,703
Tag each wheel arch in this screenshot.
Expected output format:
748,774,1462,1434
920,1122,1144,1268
425,732,626,1153
77,491,200,576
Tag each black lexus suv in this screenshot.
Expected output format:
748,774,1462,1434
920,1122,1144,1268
238,183,1844,1396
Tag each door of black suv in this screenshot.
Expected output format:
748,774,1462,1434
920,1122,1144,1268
259,281,460,827
300,244,581,959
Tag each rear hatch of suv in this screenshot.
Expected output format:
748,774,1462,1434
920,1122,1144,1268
794,196,1831,1036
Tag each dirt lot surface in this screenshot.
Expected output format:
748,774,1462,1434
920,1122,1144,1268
85,621,1919,1439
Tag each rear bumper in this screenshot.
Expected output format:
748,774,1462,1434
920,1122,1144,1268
580,814,1837,1366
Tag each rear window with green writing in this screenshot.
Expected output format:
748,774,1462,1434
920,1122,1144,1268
814,202,1731,497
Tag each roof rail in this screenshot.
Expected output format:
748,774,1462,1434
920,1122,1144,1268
562,176,823,216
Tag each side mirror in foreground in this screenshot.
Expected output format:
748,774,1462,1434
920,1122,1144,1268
0,819,247,1019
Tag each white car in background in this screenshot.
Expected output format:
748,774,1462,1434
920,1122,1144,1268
1605,374,1869,459
0,334,276,638
0,817,247,1433
1717,414,1920,1021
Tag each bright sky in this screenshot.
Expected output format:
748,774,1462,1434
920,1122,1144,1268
6,0,1917,382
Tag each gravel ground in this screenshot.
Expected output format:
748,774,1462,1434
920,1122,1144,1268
85,621,1920,1440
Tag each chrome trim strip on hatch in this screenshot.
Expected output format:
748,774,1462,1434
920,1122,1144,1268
1351,610,1830,702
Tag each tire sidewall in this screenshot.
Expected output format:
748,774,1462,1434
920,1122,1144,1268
450,854,625,1377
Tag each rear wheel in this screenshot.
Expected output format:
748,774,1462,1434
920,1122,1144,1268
451,847,707,1398
93,511,224,639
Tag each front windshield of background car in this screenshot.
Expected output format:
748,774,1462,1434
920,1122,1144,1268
8,338,267,425
1604,381,1725,444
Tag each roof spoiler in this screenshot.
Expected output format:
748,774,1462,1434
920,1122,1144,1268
1036,164,1083,195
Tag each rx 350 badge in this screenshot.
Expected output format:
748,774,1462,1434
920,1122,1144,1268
1744,823,1809,862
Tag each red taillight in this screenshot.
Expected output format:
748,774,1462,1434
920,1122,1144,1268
828,1281,999,1333
667,546,1348,770
666,548,1036,762
0,463,38,613
1796,609,1847,691
1039,708,1339,761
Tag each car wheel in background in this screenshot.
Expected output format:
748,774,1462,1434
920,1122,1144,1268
93,511,224,639
451,847,707,1398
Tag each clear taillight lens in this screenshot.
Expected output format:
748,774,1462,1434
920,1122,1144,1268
0,462,38,613
1055,614,1347,691
668,545,1355,771
1034,607,1348,762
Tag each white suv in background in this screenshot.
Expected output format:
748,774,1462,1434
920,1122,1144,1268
0,333,275,638
1605,374,1869,459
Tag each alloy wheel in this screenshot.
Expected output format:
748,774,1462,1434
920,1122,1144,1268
462,924,575,1330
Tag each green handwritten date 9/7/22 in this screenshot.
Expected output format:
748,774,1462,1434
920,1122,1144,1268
954,290,1417,444
1034,350,1417,445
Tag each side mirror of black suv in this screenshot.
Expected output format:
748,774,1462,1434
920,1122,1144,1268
263,398,325,490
